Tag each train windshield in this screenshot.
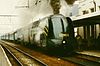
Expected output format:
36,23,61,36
49,17,68,39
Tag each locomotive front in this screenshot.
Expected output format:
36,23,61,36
46,14,74,53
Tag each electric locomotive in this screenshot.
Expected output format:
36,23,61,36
1,14,75,54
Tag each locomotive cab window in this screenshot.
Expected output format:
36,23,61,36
48,16,68,39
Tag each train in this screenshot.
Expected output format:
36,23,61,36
1,14,76,54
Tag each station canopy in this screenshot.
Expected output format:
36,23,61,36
71,11,100,27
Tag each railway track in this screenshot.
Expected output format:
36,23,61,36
1,41,82,66
76,53,100,63
3,40,100,66
0,43,47,66
61,53,100,66
1,40,100,66
1,45,23,66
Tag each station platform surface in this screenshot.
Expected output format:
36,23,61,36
77,50,100,57
0,45,11,66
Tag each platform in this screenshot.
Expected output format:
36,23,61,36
77,50,100,57
0,45,12,66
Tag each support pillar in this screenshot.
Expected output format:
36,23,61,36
91,25,94,38
83,26,86,39
87,25,90,40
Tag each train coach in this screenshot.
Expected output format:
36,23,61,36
1,14,76,54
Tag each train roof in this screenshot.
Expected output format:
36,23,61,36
50,14,66,18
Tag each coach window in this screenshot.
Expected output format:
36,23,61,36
32,21,40,28
39,19,47,29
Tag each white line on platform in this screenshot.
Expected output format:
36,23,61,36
0,45,12,66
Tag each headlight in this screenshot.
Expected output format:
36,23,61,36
63,41,66,44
